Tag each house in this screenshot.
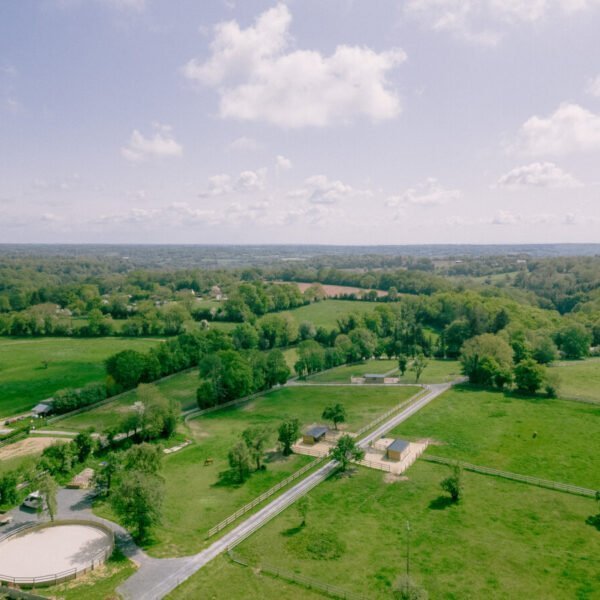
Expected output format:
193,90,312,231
31,401,54,417
302,426,328,445
386,439,410,462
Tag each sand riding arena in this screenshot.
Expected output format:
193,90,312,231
0,519,114,587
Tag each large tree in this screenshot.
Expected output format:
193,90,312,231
460,334,514,386
37,473,58,521
242,426,270,470
111,470,164,542
322,403,347,430
514,358,546,395
228,441,252,483
329,434,364,472
278,418,300,456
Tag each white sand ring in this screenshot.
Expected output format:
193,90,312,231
0,520,114,586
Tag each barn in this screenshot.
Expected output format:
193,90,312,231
386,439,410,462
302,426,328,445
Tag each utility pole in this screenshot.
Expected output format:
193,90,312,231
405,520,411,594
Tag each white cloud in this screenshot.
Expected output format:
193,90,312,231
200,169,267,197
586,75,600,97
386,178,462,207
405,0,600,45
276,155,292,170
511,103,600,156
491,210,519,225
121,123,183,162
228,136,260,151
101,0,146,10
496,162,582,189
290,174,366,205
182,3,406,128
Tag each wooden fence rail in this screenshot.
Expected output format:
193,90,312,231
422,455,598,498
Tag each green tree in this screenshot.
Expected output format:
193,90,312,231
0,471,19,506
556,323,592,359
73,431,95,463
105,349,147,390
322,403,347,430
95,453,121,496
265,349,291,387
38,473,58,521
111,470,163,542
460,334,514,386
278,419,300,456
242,426,270,470
440,464,462,503
514,358,546,395
411,354,428,383
297,495,311,527
329,434,365,472
228,441,252,483
123,443,163,475
398,354,408,376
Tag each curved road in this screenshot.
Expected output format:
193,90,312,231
118,383,451,600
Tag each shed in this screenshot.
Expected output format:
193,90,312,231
32,401,53,417
364,374,386,384
386,439,410,462
67,468,95,489
302,426,328,445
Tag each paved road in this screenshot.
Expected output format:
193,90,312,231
118,382,451,600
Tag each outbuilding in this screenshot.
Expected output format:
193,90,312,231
364,374,386,384
386,439,410,462
31,401,53,417
302,426,328,445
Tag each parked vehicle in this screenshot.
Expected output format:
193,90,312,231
22,491,43,510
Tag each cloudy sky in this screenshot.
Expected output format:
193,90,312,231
1,0,600,244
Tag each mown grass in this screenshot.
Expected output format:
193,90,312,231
95,385,418,557
389,385,600,488
283,300,377,329
0,337,161,417
550,358,600,404
38,548,136,600
308,359,461,384
232,462,600,599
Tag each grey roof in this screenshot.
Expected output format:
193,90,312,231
364,373,386,378
32,402,53,414
305,426,328,438
387,439,410,453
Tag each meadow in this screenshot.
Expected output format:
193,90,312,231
283,300,377,329
95,385,419,557
550,358,600,404
0,337,161,417
307,358,461,384
389,386,600,488
228,462,600,599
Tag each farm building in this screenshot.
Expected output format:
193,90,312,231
386,439,410,462
364,374,386,383
302,426,328,445
31,401,54,416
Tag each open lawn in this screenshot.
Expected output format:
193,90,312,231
96,385,418,557
283,300,377,329
307,359,461,384
0,337,161,417
232,462,600,600
57,369,200,432
550,358,600,404
389,386,600,489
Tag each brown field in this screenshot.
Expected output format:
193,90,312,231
277,281,388,298
0,436,64,461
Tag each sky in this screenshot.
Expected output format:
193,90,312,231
1,0,600,245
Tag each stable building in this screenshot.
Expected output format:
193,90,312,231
302,426,328,445
386,439,410,462
364,373,386,384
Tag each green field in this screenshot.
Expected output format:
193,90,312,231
283,300,377,329
95,385,418,557
229,462,600,599
550,358,600,404
57,369,200,432
390,386,600,488
307,359,461,384
0,337,161,417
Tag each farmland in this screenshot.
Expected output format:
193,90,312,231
0,337,161,417
389,386,600,488
94,385,419,557
282,300,378,329
550,358,600,404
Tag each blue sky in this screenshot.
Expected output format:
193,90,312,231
1,0,600,244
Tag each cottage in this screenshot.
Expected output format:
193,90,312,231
386,439,410,462
302,426,328,445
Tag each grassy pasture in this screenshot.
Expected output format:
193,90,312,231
550,358,600,404
57,369,200,432
0,337,161,417
283,300,377,329
95,385,418,557
307,359,461,384
389,386,600,489
232,462,600,599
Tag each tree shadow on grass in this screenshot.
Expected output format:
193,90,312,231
212,469,244,489
264,450,287,464
585,514,600,531
428,496,455,510
280,523,304,537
